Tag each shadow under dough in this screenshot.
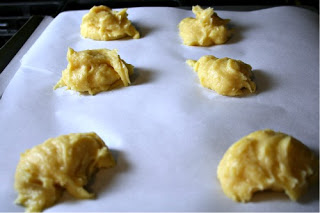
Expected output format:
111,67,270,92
132,21,155,38
130,67,155,86
250,184,319,206
225,23,246,45
253,70,277,94
87,149,131,196
57,149,131,206
251,190,290,203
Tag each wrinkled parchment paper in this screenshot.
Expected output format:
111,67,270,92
0,6,318,212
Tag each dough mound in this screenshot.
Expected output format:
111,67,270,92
187,55,256,96
217,129,319,202
178,5,231,46
54,48,134,95
80,5,140,40
14,132,115,212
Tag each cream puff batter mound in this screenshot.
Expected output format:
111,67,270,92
14,132,115,212
179,5,231,46
187,55,256,96
217,129,318,202
80,5,140,40
54,48,134,95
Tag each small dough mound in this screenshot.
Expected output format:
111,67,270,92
187,55,256,96
80,5,140,40
178,5,231,46
14,132,115,212
54,48,134,95
217,129,319,202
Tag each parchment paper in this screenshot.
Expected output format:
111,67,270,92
0,6,318,212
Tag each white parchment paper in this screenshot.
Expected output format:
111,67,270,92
0,6,318,212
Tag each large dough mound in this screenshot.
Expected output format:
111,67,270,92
178,5,231,46
217,129,319,202
80,5,140,40
54,48,134,95
187,55,256,96
14,132,115,212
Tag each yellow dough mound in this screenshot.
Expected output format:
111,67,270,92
54,48,134,95
187,55,256,96
80,5,140,40
217,129,319,202
178,5,231,46
14,132,115,212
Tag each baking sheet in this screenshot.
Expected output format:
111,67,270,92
0,6,319,212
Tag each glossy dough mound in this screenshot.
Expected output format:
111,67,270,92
54,48,134,95
80,5,140,40
178,5,231,46
217,129,319,202
14,132,115,212
187,55,256,96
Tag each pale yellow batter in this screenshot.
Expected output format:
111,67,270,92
80,5,140,40
54,48,134,95
187,55,256,96
179,5,231,46
217,129,319,202
14,132,115,212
